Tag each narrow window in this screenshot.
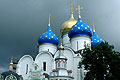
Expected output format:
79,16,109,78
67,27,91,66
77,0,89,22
43,62,46,71
84,41,86,47
48,49,49,52
58,63,60,68
77,41,78,50
26,64,28,74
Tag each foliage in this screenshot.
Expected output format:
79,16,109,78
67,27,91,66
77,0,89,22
79,42,120,80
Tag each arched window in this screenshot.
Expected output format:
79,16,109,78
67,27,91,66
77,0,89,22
26,64,28,74
43,62,46,71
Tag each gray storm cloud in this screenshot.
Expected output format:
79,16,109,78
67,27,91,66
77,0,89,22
0,0,120,72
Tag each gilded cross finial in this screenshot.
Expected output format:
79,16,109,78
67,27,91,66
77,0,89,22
48,14,51,26
69,3,74,18
76,5,83,18
59,38,64,50
10,56,13,66
92,21,96,32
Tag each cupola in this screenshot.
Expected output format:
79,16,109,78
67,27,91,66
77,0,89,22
38,15,59,45
91,22,104,46
60,3,77,36
68,5,92,38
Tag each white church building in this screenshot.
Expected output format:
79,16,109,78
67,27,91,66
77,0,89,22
15,4,103,80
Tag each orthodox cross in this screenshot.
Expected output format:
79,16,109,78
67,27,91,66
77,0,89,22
69,3,74,14
76,5,83,18
91,21,96,32
11,56,13,63
48,14,51,26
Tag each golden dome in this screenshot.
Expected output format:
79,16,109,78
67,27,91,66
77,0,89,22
60,14,77,35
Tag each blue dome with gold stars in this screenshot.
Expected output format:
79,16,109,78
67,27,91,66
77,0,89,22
91,31,104,46
68,18,92,38
38,26,59,45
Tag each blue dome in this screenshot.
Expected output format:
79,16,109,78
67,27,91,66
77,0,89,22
68,18,92,38
91,31,104,46
38,26,59,45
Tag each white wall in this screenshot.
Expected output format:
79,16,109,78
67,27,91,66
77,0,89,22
73,57,81,80
62,34,71,47
16,55,33,80
35,51,54,75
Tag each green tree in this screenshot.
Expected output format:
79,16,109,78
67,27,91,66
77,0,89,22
79,42,120,80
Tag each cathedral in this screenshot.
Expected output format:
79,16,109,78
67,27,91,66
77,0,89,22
0,3,104,80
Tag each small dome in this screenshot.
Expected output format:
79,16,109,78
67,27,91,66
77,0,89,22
1,71,21,80
91,31,104,46
55,55,67,61
38,26,59,45
68,18,92,38
60,14,77,36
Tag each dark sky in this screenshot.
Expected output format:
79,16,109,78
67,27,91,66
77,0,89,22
0,0,120,72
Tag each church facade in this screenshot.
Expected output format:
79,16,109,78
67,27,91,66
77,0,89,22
15,4,103,80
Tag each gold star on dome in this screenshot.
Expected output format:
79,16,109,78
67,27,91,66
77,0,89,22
97,40,100,42
51,36,54,38
42,38,44,39
91,41,93,43
57,38,58,39
94,39,96,40
75,31,76,32
85,27,87,29
75,25,77,27
78,27,80,29
72,28,73,30
49,33,51,35
82,30,83,31
45,35,47,37
81,24,83,26
49,38,51,39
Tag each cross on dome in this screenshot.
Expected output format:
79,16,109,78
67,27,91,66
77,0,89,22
48,14,51,26
9,56,13,66
69,3,74,18
76,5,83,18
91,21,96,32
